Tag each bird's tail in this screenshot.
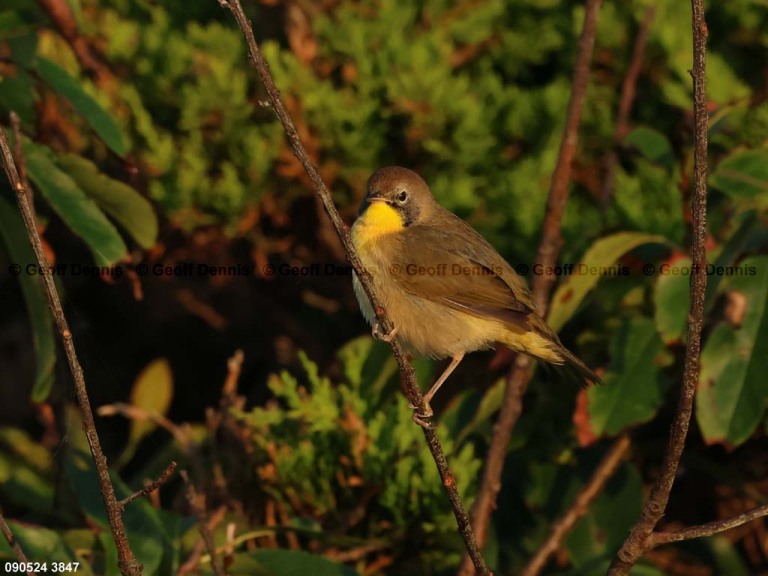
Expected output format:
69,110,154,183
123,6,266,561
511,313,602,386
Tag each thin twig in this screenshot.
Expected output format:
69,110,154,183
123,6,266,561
648,505,768,548
216,1,490,573
461,1,604,571
0,511,32,575
601,5,656,204
118,461,178,510
10,112,36,228
608,2,709,573
0,127,142,576
521,435,631,576
181,470,226,576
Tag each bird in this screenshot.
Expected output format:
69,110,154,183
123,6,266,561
350,166,599,425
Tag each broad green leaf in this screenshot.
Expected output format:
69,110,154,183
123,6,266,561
117,358,174,467
625,127,673,170
0,194,56,400
653,256,691,344
34,57,126,155
588,317,670,436
57,154,158,249
548,233,668,332
710,149,768,199
696,256,768,446
24,141,128,265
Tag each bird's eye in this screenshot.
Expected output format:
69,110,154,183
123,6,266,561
397,190,408,203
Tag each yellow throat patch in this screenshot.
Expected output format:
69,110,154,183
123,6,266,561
353,202,404,246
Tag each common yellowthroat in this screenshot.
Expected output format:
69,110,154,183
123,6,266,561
351,166,599,423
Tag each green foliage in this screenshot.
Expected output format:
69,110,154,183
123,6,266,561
1,0,768,574
235,340,482,571
587,317,671,436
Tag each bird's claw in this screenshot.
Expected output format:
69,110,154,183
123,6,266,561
409,400,434,428
372,322,398,342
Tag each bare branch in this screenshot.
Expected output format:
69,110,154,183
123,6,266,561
119,461,178,510
462,1,604,571
601,6,656,204
649,505,768,548
181,470,226,576
0,126,142,576
609,2,709,573
216,1,489,572
0,511,32,574
522,435,631,576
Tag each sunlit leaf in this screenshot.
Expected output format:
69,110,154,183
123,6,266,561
117,358,174,467
548,233,668,332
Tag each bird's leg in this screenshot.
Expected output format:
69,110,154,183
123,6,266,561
412,353,465,427
372,321,398,342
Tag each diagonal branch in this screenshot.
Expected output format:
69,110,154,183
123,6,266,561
648,504,768,548
0,127,143,576
215,1,490,573
461,1,604,571
521,435,631,576
608,2,709,573
0,511,32,573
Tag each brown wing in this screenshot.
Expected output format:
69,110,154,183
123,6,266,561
385,218,534,326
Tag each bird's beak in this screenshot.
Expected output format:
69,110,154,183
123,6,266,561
366,190,388,203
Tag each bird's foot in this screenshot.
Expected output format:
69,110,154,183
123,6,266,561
409,400,435,429
372,322,398,342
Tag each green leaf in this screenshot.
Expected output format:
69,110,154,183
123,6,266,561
117,358,174,467
710,149,768,198
625,127,673,169
57,153,158,249
653,256,691,344
548,233,668,332
0,428,55,515
0,194,56,400
24,141,128,265
228,549,360,576
588,317,670,436
34,57,126,155
696,256,768,446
